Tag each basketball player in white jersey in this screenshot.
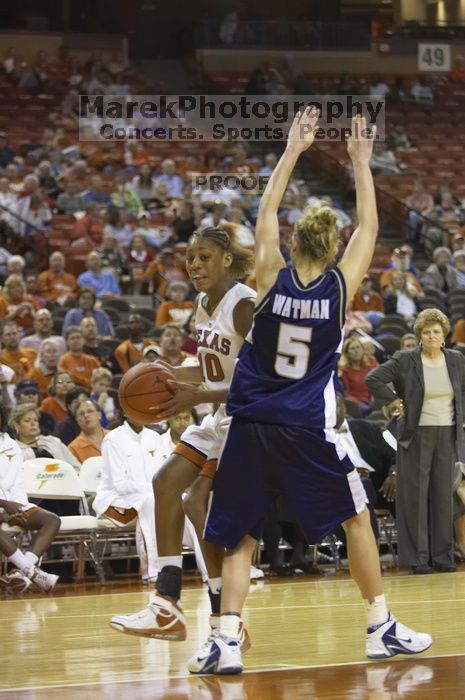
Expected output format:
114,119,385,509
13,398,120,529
110,224,256,669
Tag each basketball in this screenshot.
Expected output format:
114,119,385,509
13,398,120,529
118,362,177,425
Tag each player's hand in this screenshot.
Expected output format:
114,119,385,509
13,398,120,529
8,511,29,527
347,115,376,165
3,501,24,516
286,106,320,153
379,473,396,502
149,382,199,420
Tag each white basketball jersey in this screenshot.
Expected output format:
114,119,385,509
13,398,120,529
195,283,256,392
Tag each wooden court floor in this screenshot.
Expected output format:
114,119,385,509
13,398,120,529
1,568,465,699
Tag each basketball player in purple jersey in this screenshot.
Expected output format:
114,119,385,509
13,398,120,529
198,110,432,674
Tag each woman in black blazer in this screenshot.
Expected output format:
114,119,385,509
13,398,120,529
366,308,465,574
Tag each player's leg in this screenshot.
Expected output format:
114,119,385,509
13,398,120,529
110,453,199,639
342,508,432,659
0,508,60,594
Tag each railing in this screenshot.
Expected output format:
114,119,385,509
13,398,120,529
195,20,371,52
393,23,465,40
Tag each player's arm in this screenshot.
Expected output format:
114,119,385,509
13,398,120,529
337,115,378,301
233,297,255,339
255,107,320,303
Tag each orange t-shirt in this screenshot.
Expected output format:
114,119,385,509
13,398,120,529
37,270,78,303
27,367,55,397
155,301,195,327
452,319,465,346
352,290,385,313
68,429,109,463
114,339,154,373
0,295,40,331
40,396,68,424
59,352,100,388
0,348,37,380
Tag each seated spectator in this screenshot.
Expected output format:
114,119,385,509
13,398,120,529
77,252,121,300
169,200,198,244
25,274,46,310
114,313,153,373
40,371,75,425
56,180,84,214
71,204,105,245
0,360,15,405
103,207,133,249
388,123,415,151
53,386,90,445
383,270,420,321
404,179,434,243
339,336,378,413
0,176,18,229
20,308,67,355
367,74,390,97
389,76,411,103
36,161,61,202
27,340,61,397
14,177,52,237
369,142,401,176
400,333,418,350
90,367,118,428
434,184,460,207
0,321,37,381
129,164,156,204
6,256,26,279
422,246,459,296
226,207,255,247
10,402,80,470
157,325,193,366
181,312,197,355
59,327,100,389
425,194,463,250
98,232,128,280
200,202,228,230
81,175,111,207
14,378,55,435
62,287,114,337
92,415,169,582
0,406,60,596
68,399,108,463
127,232,155,293
144,248,189,299
0,130,16,167
110,174,143,215
132,212,173,251
155,280,195,329
287,193,307,226
379,247,423,293
410,75,435,103
351,273,385,328
0,274,40,332
452,249,465,287
154,158,184,199
37,252,78,307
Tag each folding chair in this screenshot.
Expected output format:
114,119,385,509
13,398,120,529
22,458,104,582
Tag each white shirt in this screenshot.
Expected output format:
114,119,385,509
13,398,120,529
335,420,374,472
92,422,168,515
0,433,29,507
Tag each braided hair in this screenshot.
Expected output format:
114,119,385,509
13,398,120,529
189,224,254,280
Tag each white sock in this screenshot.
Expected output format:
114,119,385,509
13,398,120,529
158,556,183,570
365,594,389,627
7,549,30,572
24,552,39,566
220,613,241,639
208,577,222,595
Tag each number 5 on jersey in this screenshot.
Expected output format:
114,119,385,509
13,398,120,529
275,323,312,379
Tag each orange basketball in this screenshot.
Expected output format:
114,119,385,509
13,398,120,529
118,362,177,425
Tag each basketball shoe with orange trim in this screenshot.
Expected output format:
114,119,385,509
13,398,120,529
109,594,187,640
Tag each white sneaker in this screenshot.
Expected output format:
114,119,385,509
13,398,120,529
366,613,432,659
0,570,32,595
26,566,58,594
250,565,264,580
110,594,186,640
188,632,243,675
187,618,251,674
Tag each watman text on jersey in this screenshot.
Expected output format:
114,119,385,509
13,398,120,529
227,267,346,430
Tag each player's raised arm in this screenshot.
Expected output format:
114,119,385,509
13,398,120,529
255,106,319,301
338,115,378,300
